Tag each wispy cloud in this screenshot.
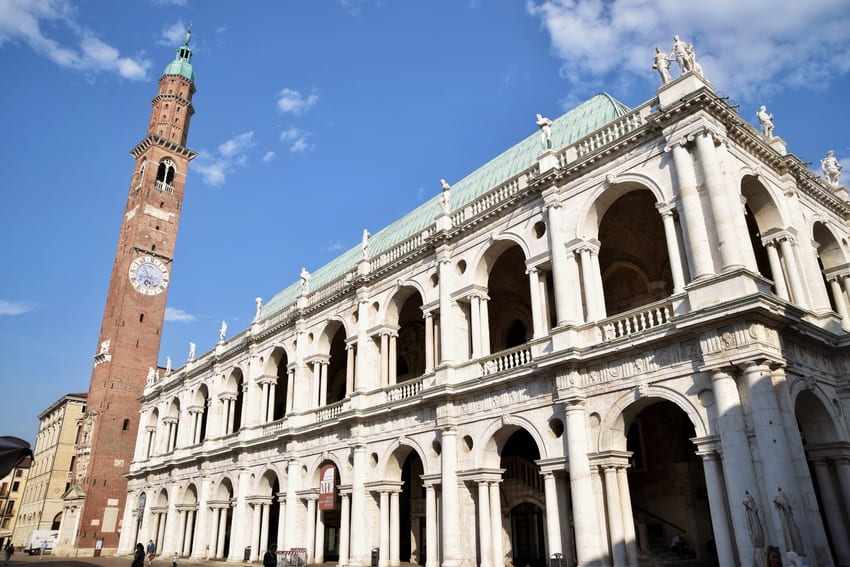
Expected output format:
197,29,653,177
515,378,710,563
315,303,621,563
276,88,319,114
165,307,196,322
327,241,345,252
0,300,34,316
280,127,312,153
193,131,256,186
157,20,186,47
526,0,850,102
152,0,187,6
0,0,151,80
262,151,276,163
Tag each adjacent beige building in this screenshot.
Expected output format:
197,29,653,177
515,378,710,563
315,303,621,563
0,457,31,548
12,394,86,547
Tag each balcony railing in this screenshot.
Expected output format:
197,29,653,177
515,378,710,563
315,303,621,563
155,180,174,194
600,299,674,341
480,344,533,376
315,400,346,422
386,376,425,402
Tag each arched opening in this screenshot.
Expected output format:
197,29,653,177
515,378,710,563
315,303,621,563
741,175,784,296
316,462,341,562
813,222,847,314
598,189,672,315
196,385,209,443
327,326,348,405
51,512,62,530
487,244,532,352
179,485,198,557
268,478,281,554
395,290,426,381
795,390,849,565
400,450,426,564
156,159,176,186
226,370,244,434
626,401,711,563
271,348,289,420
498,429,546,567
211,479,234,559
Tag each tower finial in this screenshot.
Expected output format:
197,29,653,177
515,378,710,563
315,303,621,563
184,22,192,46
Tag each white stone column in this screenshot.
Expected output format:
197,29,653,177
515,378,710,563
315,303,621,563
229,470,250,561
833,457,850,522
438,250,455,363
261,382,270,422
339,493,351,567
810,459,850,564
424,313,435,372
668,141,714,279
829,278,850,327
544,200,580,326
538,271,551,333
305,498,317,563
266,382,276,422
261,504,270,558
286,367,296,413
589,248,606,320
779,237,807,308
470,295,482,358
710,368,757,565
157,512,168,553
191,478,211,559
174,510,186,557
350,444,368,565
390,490,400,567
424,483,439,567
693,447,736,567
209,507,221,558
251,503,263,561
841,277,850,320
694,130,744,270
315,506,326,564
480,296,491,356
564,397,602,565
616,467,638,567
216,508,227,559
321,361,330,406
389,335,398,386
346,345,356,395
556,475,575,567
276,495,286,549
441,428,461,566
379,491,390,567
656,203,686,293
578,247,597,322
764,241,790,300
528,268,545,339
226,398,236,435
602,466,626,566
285,461,299,550
183,509,195,555
478,481,492,567
380,333,390,386
489,482,503,567
542,472,561,557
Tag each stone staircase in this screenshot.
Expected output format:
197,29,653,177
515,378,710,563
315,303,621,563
637,537,710,567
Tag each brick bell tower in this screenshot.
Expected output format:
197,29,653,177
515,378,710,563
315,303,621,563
69,28,197,554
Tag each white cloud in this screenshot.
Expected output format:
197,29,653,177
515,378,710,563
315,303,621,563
0,300,33,316
526,0,850,102
152,0,187,6
280,127,312,153
276,88,319,114
0,0,151,80
164,307,195,322
158,20,186,47
262,151,276,162
327,241,345,251
193,131,256,186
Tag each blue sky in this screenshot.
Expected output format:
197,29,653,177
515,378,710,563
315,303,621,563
1,0,849,443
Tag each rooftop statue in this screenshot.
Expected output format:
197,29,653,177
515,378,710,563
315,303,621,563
361,229,371,259
821,150,842,187
652,47,672,84
757,106,775,138
440,179,451,214
165,356,172,376
670,35,693,74
254,297,263,321
219,320,227,342
300,267,311,293
536,114,553,149
686,44,703,76
188,342,196,361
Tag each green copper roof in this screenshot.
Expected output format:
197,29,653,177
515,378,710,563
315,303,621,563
263,93,631,317
163,31,194,82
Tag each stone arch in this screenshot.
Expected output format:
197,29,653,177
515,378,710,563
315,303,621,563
471,235,532,286
597,385,709,451
215,476,235,500
154,487,169,508
386,285,427,381
306,452,348,487
255,467,282,495
380,437,433,479
181,483,198,506
579,177,667,239
264,344,294,375
794,387,846,444
478,416,549,470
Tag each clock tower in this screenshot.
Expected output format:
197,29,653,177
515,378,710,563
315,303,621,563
68,29,197,555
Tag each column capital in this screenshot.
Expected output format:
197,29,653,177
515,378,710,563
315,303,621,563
691,435,723,458
663,136,689,153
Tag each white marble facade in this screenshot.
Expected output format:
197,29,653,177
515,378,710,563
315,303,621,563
119,73,850,567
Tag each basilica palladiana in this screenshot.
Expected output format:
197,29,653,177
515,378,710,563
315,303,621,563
114,46,850,567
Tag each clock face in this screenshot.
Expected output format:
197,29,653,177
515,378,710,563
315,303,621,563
128,256,170,295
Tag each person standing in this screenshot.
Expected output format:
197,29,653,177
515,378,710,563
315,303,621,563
263,545,278,567
146,540,157,566
3,543,13,566
132,543,146,567
171,552,179,567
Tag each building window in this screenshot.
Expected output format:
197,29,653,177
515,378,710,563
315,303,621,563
122,419,130,431
11,482,19,492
